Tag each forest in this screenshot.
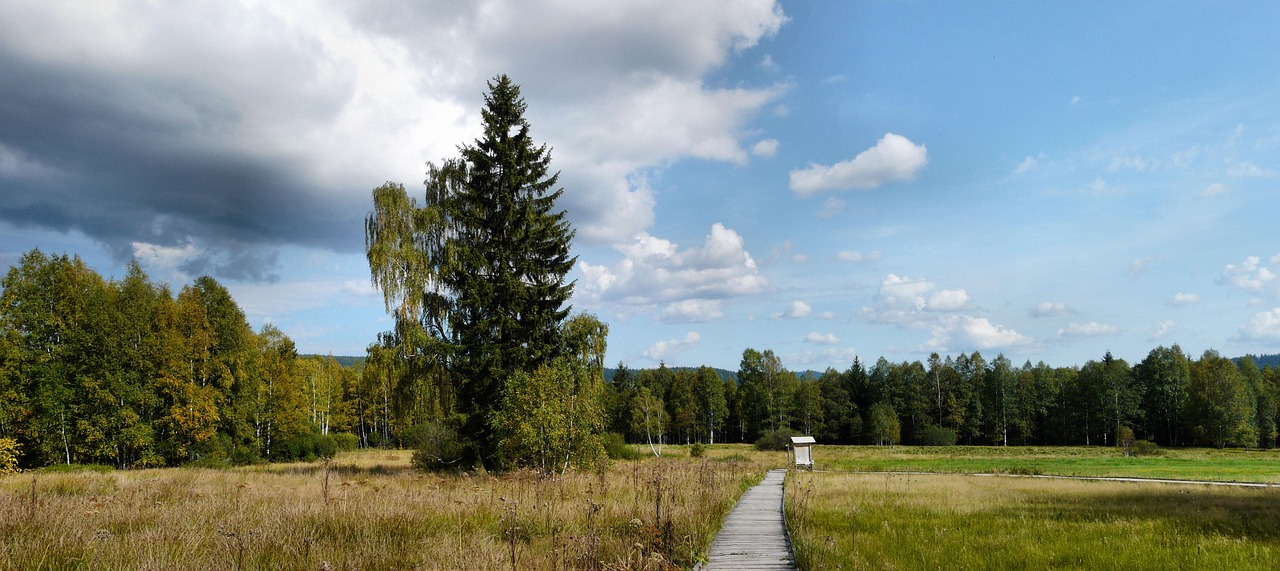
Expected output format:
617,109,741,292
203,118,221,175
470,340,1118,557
3,247,1278,473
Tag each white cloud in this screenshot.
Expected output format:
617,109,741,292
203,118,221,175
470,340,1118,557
759,54,779,71
926,289,971,312
836,250,881,263
661,299,723,323
789,133,928,195
1058,322,1121,338
1127,257,1161,279
921,316,1031,353
804,332,840,345
1227,161,1274,178
1152,320,1176,341
1234,309,1280,345
1012,156,1037,175
817,197,847,218
1200,182,1229,198
1220,255,1280,301
773,300,812,319
752,138,780,157
577,223,768,310
1070,95,1082,105
1032,301,1072,317
1167,292,1200,307
642,331,701,362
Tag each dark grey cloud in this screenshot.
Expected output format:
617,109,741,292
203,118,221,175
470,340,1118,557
0,44,364,282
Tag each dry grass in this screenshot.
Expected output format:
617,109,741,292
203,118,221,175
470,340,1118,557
0,446,781,570
786,470,1280,570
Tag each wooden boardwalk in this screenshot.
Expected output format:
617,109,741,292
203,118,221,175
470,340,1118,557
701,469,796,570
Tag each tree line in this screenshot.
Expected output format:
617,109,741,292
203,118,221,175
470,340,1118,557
0,250,396,469
600,346,1279,450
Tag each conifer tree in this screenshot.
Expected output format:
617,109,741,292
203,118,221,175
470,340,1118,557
366,75,577,468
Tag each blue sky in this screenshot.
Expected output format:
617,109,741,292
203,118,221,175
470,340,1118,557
2,1,1279,371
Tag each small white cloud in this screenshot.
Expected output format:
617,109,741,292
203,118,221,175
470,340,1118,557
836,250,881,263
661,299,723,323
1012,156,1037,176
1058,322,1120,338
642,331,701,361
1032,301,1072,317
759,54,779,71
1220,255,1280,301
752,138,780,158
1128,257,1161,279
1168,292,1200,307
1234,308,1280,345
1152,320,1176,340
1200,182,1230,198
804,332,840,345
1227,161,1273,178
790,133,928,195
1070,95,1083,105
773,300,812,320
816,311,836,320
822,74,847,84
817,197,847,218
339,280,378,298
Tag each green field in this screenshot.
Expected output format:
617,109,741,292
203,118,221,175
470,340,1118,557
788,445,1280,570
812,444,1280,483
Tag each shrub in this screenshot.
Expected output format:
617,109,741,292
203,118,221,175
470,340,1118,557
690,442,706,458
755,428,800,452
0,438,19,474
916,425,958,446
601,432,639,460
411,421,470,471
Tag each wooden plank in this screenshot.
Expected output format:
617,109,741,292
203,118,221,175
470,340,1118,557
701,469,796,571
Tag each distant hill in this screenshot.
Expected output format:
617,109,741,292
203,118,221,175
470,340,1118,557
301,354,365,368
604,366,737,383
1237,353,1280,370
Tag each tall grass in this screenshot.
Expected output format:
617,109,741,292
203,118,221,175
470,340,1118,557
0,446,779,570
786,470,1280,570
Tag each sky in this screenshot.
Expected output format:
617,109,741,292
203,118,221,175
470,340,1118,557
2,1,1280,372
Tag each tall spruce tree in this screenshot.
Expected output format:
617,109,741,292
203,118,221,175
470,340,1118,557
366,75,576,468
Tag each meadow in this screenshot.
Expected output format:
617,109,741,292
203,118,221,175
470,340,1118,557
811,444,1280,483
788,445,1280,570
0,447,778,570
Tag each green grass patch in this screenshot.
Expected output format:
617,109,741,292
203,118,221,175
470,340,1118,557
787,471,1280,570
814,445,1280,483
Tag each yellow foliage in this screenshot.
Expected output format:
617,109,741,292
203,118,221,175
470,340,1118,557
0,437,20,474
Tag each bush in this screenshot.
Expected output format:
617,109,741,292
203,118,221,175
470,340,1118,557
0,438,19,474
916,425,958,446
410,421,470,471
270,432,357,463
754,428,800,452
690,442,706,458
602,432,639,460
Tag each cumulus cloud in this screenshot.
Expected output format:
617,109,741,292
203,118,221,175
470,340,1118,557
1168,292,1200,306
921,316,1031,353
1032,301,1072,317
817,197,847,218
1012,156,1037,175
1234,309,1280,345
773,300,812,319
752,138,780,157
1220,255,1280,301
1058,322,1120,338
0,1,789,279
804,332,840,345
661,299,723,323
642,331,701,362
789,133,928,195
860,274,970,323
577,223,768,310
